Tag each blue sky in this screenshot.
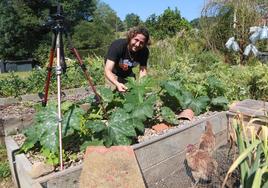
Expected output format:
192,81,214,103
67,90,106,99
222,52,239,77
101,0,205,21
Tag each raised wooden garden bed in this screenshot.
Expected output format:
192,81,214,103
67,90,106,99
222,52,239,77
6,111,228,188
4,93,264,188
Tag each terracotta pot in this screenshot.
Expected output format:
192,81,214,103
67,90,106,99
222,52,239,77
177,109,194,121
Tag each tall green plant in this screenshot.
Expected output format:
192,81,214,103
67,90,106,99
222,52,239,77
223,115,268,187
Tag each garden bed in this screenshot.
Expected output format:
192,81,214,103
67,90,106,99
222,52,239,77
3,89,261,187
6,111,229,188
0,87,91,142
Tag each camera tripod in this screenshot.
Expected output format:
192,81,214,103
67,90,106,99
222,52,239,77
42,18,103,170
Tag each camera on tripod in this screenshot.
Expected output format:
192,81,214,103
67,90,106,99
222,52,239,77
42,4,65,30
49,4,64,21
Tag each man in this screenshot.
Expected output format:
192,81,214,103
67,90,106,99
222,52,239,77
104,26,150,92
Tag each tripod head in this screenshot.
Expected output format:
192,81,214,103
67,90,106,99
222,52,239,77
49,4,64,21
43,3,67,32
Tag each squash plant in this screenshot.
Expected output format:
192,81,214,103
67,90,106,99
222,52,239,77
21,102,86,164
21,76,158,164
83,76,158,147
160,80,228,115
20,77,228,165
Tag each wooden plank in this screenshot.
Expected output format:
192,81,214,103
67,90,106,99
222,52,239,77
134,112,227,170
229,99,268,117
15,154,42,188
5,136,20,188
142,130,227,187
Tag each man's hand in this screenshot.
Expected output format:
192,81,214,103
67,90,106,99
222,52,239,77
116,83,128,92
139,66,147,78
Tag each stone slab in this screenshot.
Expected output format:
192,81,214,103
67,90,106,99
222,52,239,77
79,146,146,188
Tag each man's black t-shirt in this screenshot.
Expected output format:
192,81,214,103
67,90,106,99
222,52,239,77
105,39,149,78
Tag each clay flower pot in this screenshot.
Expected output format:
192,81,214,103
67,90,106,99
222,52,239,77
177,109,194,121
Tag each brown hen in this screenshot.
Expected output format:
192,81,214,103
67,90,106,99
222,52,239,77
199,121,216,154
185,144,217,184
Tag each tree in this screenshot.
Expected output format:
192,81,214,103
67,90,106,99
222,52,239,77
144,14,158,37
145,7,191,39
0,0,96,61
72,1,120,56
190,18,201,29
0,1,42,59
124,13,141,30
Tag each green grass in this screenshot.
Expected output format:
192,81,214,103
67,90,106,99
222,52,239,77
0,144,11,178
0,71,31,80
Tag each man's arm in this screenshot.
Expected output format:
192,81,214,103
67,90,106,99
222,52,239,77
139,65,147,78
104,59,128,92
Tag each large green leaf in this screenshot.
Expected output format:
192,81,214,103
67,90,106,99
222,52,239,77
109,120,136,138
127,76,153,91
40,126,59,154
161,80,182,99
188,96,210,115
21,124,42,152
124,91,141,105
132,104,154,121
161,106,178,125
33,103,57,123
125,77,137,89
130,94,156,121
61,101,74,113
126,76,154,104
22,103,59,153
62,105,85,136
128,118,145,133
85,120,106,133
107,127,133,145
180,91,193,109
107,108,137,145
22,102,86,155
97,86,114,103
123,103,134,112
211,96,229,106
109,108,130,123
80,139,104,151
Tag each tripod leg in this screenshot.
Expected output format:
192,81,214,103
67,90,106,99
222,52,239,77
71,48,100,98
56,30,64,171
66,34,107,117
42,32,56,106
66,35,101,99
71,47,108,117
60,37,67,73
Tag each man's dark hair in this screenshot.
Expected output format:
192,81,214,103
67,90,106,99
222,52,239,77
126,26,150,45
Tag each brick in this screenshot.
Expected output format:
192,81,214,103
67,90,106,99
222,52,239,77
152,123,169,133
